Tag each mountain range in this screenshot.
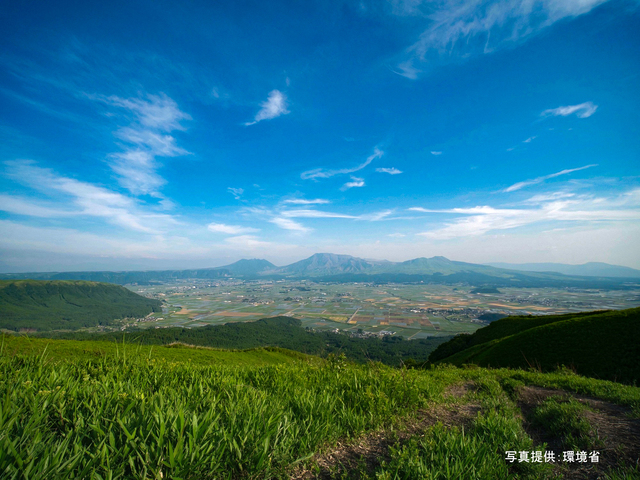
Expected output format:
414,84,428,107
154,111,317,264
486,262,640,278
2,253,639,289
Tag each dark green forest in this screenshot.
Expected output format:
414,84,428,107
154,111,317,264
0,280,162,331
45,316,450,366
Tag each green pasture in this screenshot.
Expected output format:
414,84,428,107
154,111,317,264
0,335,309,366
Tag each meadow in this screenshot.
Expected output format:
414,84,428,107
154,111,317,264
2,335,639,479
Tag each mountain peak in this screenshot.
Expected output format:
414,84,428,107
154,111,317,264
221,258,276,275
277,253,373,276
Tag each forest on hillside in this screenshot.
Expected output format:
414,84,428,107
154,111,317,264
45,316,450,366
0,280,162,331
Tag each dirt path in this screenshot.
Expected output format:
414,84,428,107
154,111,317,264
517,385,640,479
292,383,479,479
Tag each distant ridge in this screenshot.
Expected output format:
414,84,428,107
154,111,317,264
486,262,640,278
2,254,638,289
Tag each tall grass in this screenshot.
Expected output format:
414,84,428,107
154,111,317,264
0,352,450,479
374,375,549,479
3,341,639,479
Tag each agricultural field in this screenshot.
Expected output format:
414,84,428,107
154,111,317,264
116,280,640,339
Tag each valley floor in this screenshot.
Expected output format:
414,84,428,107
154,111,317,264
1,340,639,479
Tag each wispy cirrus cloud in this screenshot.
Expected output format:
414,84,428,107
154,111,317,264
224,235,272,248
503,164,597,192
280,208,394,221
244,90,289,126
269,217,311,233
341,176,366,191
228,187,244,199
411,189,640,239
207,223,259,234
430,151,442,155
241,203,396,235
281,209,355,219
301,147,383,180
0,193,79,218
282,198,330,205
100,93,191,131
376,167,403,175
395,0,609,79
2,160,177,233
541,101,598,119
92,93,192,198
359,209,394,221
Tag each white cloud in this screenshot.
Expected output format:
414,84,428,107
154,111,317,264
245,90,289,126
397,0,609,78
115,128,188,157
109,150,166,196
282,198,330,205
93,93,191,198
3,160,177,233
208,223,259,234
301,147,383,180
393,60,421,79
103,93,191,131
523,136,537,143
270,217,310,233
341,176,366,191
541,101,598,119
281,209,355,219
376,167,403,175
0,194,79,218
503,164,597,192
524,192,576,204
430,151,442,155
359,210,394,221
412,190,640,239
224,235,272,248
228,187,244,199
388,233,406,238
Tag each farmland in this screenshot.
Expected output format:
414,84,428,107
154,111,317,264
115,280,640,339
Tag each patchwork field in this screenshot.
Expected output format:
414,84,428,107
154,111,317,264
103,280,640,339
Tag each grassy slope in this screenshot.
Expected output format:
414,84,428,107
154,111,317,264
2,336,639,479
434,308,640,384
1,334,308,366
0,280,162,332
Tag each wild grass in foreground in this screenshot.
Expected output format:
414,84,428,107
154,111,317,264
375,376,550,479
2,338,639,479
0,350,453,479
529,395,601,450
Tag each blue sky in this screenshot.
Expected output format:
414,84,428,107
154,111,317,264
1,0,639,272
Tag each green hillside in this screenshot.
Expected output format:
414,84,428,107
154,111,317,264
1,336,639,479
430,308,640,384
0,334,309,366
0,280,162,332
47,316,450,367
